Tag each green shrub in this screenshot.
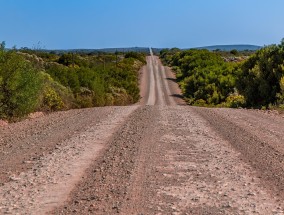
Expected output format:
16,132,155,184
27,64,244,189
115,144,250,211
160,40,284,109
75,87,96,108
75,96,93,108
39,72,74,111
42,88,64,111
161,49,237,106
0,46,43,119
109,86,131,106
0,44,145,119
237,43,284,107
193,99,207,106
276,76,284,105
105,93,115,106
125,52,146,64
225,94,246,108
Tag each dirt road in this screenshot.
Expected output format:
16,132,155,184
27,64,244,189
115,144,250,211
0,49,284,214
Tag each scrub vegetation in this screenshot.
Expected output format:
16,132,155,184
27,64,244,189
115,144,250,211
0,42,145,120
160,39,284,109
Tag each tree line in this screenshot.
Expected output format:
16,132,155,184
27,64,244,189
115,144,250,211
160,39,284,109
0,42,146,120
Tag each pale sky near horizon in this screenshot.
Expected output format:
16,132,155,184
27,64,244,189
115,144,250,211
1,0,284,49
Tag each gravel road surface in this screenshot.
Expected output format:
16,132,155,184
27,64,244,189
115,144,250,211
0,49,283,214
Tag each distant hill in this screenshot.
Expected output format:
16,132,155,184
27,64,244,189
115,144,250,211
150,45,262,54
18,45,261,55
50,47,150,54
192,45,262,51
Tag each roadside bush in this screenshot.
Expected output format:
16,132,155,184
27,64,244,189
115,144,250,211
276,76,284,105
193,99,207,106
46,56,143,107
237,42,284,107
224,94,246,108
125,52,146,64
105,93,115,106
39,72,75,111
161,49,237,106
74,87,93,108
42,88,64,111
1,42,145,119
160,41,284,110
109,86,131,106
0,45,43,119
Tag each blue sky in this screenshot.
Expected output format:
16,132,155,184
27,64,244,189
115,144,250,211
1,0,284,49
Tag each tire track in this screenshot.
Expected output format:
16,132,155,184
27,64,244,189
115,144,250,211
145,48,175,106
193,107,284,202
146,56,156,106
51,106,159,215
0,106,138,215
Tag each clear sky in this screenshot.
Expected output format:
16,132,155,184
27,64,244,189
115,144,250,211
1,0,284,49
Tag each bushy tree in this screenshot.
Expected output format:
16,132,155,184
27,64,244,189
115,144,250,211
237,42,284,107
0,43,42,119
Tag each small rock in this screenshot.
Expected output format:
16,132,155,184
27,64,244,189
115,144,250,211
223,202,232,208
248,192,256,196
9,176,21,181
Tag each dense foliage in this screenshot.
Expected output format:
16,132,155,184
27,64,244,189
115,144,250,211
160,48,241,107
0,43,145,120
0,43,43,119
236,40,284,107
160,39,284,109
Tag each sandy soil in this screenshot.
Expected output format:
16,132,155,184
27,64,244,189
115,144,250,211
0,49,284,214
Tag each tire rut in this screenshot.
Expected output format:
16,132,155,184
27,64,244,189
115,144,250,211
0,108,115,184
193,107,284,201
0,106,137,214
51,106,159,215
132,106,284,214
